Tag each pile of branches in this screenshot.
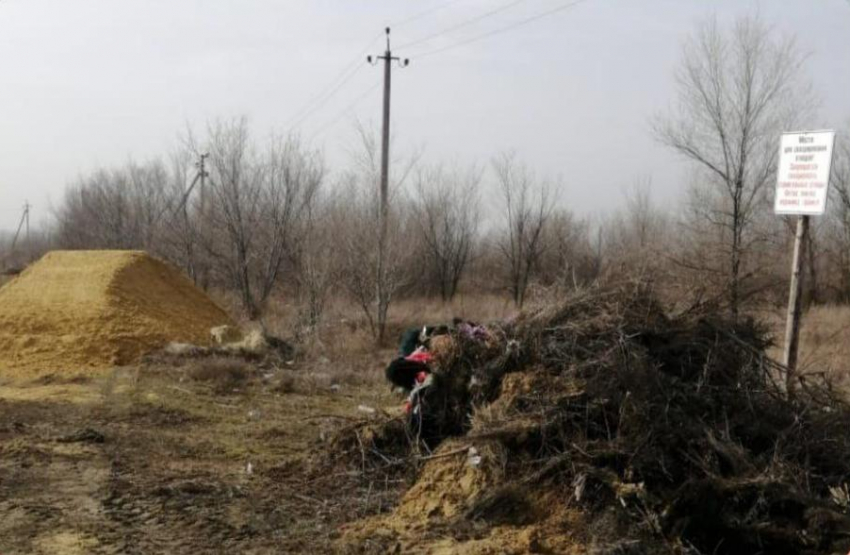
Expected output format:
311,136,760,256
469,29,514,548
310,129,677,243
332,282,850,554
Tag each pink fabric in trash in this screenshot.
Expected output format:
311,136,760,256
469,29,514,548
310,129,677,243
405,348,433,364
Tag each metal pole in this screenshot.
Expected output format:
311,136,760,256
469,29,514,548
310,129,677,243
198,153,209,290
783,214,809,396
380,35,391,239
199,153,208,215
367,28,408,343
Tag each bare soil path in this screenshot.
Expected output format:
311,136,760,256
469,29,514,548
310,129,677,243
0,363,399,554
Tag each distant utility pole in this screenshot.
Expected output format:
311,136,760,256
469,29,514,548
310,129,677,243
197,153,209,214
24,201,30,261
9,201,31,263
174,153,210,285
175,153,209,215
368,27,409,257
196,153,210,290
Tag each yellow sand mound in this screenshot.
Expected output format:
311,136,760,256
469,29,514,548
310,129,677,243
0,250,232,375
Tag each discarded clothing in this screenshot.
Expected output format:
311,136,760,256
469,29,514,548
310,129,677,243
458,322,489,342
398,325,450,356
385,357,429,391
405,346,433,365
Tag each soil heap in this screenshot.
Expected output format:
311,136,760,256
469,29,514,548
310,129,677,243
0,250,232,375
332,283,850,554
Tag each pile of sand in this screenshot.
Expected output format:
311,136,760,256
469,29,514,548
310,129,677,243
0,250,232,375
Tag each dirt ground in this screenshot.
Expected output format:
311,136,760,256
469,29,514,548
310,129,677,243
0,358,402,555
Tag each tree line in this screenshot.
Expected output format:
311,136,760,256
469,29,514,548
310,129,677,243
4,15,850,342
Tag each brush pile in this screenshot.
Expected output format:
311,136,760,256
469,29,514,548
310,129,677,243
333,283,850,554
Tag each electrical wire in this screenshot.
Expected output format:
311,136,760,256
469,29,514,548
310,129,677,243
286,62,369,131
392,0,467,29
281,32,382,131
282,1,468,132
310,79,382,140
412,0,592,59
286,0,550,132
396,0,534,50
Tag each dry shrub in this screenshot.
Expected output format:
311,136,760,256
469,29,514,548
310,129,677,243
187,357,251,394
388,294,516,329
269,365,378,396
334,281,850,555
271,372,298,394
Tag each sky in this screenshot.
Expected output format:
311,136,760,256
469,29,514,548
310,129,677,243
0,0,848,231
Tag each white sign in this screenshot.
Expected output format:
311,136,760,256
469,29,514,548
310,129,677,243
774,130,835,216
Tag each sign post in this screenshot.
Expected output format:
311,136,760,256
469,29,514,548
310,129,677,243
775,130,836,396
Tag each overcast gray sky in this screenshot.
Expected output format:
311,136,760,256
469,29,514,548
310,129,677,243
0,0,848,231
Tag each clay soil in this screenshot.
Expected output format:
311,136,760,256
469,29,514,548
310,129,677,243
0,358,401,555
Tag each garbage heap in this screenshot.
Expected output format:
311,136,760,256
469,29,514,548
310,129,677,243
333,283,850,554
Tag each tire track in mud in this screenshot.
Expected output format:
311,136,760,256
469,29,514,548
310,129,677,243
0,399,110,555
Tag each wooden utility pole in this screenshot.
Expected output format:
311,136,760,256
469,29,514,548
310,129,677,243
783,214,809,395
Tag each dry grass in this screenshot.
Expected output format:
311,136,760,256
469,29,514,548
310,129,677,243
254,292,516,357
387,294,517,328
765,304,850,388
797,304,850,384
186,357,251,394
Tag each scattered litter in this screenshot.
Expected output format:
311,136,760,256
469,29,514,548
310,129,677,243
210,325,243,345
357,405,376,415
331,283,850,555
466,447,482,467
247,410,262,421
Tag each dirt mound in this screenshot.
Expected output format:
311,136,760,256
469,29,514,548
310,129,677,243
0,250,232,375
334,283,850,554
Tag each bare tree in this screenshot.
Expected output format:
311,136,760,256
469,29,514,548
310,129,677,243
338,125,416,343
827,127,850,300
55,160,173,251
200,119,323,319
493,153,554,307
654,15,815,317
292,188,341,331
412,164,481,301
602,180,670,281
540,209,596,291
156,150,204,283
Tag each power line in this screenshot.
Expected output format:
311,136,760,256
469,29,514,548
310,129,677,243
281,2,450,132
285,1,485,133
397,0,534,50
282,3,475,132
413,0,592,59
286,62,368,131
310,79,382,140
392,0,467,29
281,33,382,131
